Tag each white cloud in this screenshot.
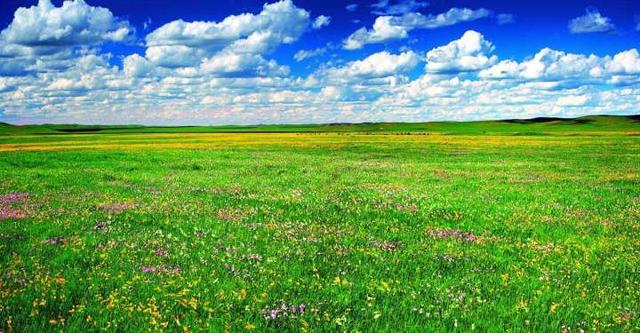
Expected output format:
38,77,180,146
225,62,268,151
324,50,420,80
145,45,204,68
123,54,155,78
146,1,308,49
145,0,311,72
606,49,640,75
371,0,428,16
1,0,132,50
294,46,328,61
479,47,640,87
1,1,640,125
556,94,591,107
321,86,345,100
344,16,408,50
346,4,358,12
480,48,602,82
569,8,615,33
312,15,331,29
0,58,31,76
200,52,289,77
0,0,132,76
398,8,491,29
343,8,491,49
425,30,497,73
496,14,515,25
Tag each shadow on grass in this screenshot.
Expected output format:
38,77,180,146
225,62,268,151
500,117,593,125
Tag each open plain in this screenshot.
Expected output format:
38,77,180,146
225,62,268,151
1,116,639,332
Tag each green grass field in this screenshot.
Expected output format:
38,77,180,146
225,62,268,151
1,115,639,332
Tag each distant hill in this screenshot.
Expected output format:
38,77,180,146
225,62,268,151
0,114,638,136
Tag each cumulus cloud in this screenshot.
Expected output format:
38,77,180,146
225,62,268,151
0,0,132,76
318,51,420,86
344,17,408,50
1,0,132,50
343,8,491,49
312,15,331,29
425,30,497,73
556,94,591,107
606,49,640,75
1,2,640,125
145,0,312,74
123,54,155,78
481,48,603,81
146,1,309,50
569,8,615,33
200,52,289,77
479,47,640,87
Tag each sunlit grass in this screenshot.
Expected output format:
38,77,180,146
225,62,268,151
1,118,639,331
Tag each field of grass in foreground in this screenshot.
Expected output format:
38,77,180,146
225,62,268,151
0,116,639,332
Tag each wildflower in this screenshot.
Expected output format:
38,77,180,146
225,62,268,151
371,240,401,251
395,204,418,213
140,265,180,275
154,247,168,257
244,254,263,261
262,302,306,321
42,237,67,246
0,192,28,205
428,229,477,242
0,208,26,220
0,192,29,220
99,202,135,214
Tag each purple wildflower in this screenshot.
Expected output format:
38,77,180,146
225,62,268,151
262,302,307,321
42,237,66,246
100,202,135,214
141,265,158,273
0,192,29,220
154,247,168,257
0,192,28,205
428,229,477,242
140,265,180,275
0,207,26,220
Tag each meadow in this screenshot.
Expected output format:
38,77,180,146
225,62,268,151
0,115,639,332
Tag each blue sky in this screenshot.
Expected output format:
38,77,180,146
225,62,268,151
1,0,639,124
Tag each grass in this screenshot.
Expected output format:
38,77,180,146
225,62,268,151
0,115,639,332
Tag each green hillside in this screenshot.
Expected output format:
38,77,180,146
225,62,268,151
1,115,638,136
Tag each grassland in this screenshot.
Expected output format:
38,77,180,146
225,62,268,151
0,115,639,332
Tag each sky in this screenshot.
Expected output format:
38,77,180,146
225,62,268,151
0,0,639,125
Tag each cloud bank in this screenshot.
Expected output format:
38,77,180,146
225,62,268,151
0,0,639,125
